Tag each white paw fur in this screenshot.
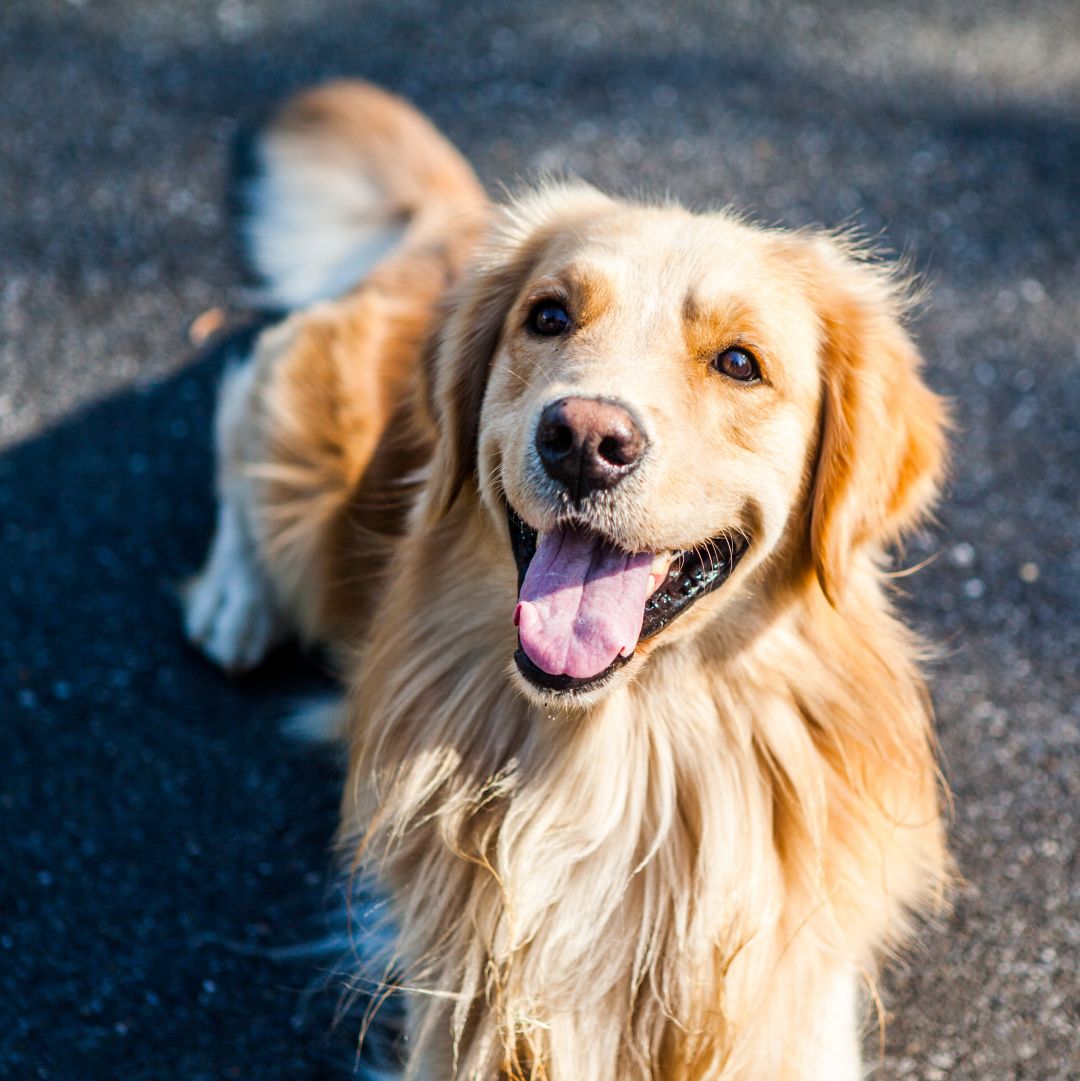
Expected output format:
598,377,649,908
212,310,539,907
184,497,288,674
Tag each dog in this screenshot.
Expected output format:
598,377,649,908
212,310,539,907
183,80,950,1080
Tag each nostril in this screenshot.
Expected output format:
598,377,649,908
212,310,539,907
597,434,630,466
544,424,574,456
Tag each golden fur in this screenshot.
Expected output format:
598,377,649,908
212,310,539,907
186,81,950,1079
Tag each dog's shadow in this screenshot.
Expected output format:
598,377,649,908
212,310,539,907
0,323,397,1079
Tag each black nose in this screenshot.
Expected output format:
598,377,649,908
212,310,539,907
535,397,647,498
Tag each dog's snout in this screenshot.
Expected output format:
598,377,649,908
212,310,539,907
535,397,647,497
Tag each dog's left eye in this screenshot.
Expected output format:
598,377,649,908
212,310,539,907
528,301,571,337
713,347,760,383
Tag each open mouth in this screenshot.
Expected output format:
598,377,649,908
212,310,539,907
507,506,748,694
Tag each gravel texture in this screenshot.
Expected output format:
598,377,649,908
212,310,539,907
2,2,1078,1078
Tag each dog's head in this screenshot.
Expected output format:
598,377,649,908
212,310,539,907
422,184,946,704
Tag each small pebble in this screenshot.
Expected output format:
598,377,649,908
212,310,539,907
1019,278,1045,304
950,542,975,567
963,578,985,599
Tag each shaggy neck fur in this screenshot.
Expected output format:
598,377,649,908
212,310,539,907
342,498,946,1081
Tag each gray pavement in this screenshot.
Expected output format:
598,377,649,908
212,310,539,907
2,2,1078,1078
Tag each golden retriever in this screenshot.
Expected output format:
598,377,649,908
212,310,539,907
184,80,949,1080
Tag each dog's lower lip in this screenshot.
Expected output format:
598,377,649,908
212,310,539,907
506,505,749,693
513,647,628,693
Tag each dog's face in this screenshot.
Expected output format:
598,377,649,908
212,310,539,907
425,186,946,704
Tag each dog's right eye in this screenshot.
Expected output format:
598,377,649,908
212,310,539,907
528,301,571,337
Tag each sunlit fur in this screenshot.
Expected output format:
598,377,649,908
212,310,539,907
192,81,950,1080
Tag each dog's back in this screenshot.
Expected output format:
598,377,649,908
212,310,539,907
186,83,487,665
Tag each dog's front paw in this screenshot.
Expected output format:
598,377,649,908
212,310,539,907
183,507,289,673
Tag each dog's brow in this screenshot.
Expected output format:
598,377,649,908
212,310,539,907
680,293,760,353
562,263,616,325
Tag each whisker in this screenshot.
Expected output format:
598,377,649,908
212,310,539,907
500,365,536,390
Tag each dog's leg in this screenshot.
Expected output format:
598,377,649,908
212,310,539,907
184,353,292,672
185,293,429,672
799,964,864,1081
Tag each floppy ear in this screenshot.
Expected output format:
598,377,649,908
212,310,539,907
421,183,615,518
804,239,949,602
421,236,545,518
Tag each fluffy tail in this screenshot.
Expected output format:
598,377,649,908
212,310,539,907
236,80,486,309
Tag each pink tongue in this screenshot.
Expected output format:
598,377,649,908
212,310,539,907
514,529,654,680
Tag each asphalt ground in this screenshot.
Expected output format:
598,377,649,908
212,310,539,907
2,2,1078,1078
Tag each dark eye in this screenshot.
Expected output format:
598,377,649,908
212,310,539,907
713,347,760,383
528,301,571,337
